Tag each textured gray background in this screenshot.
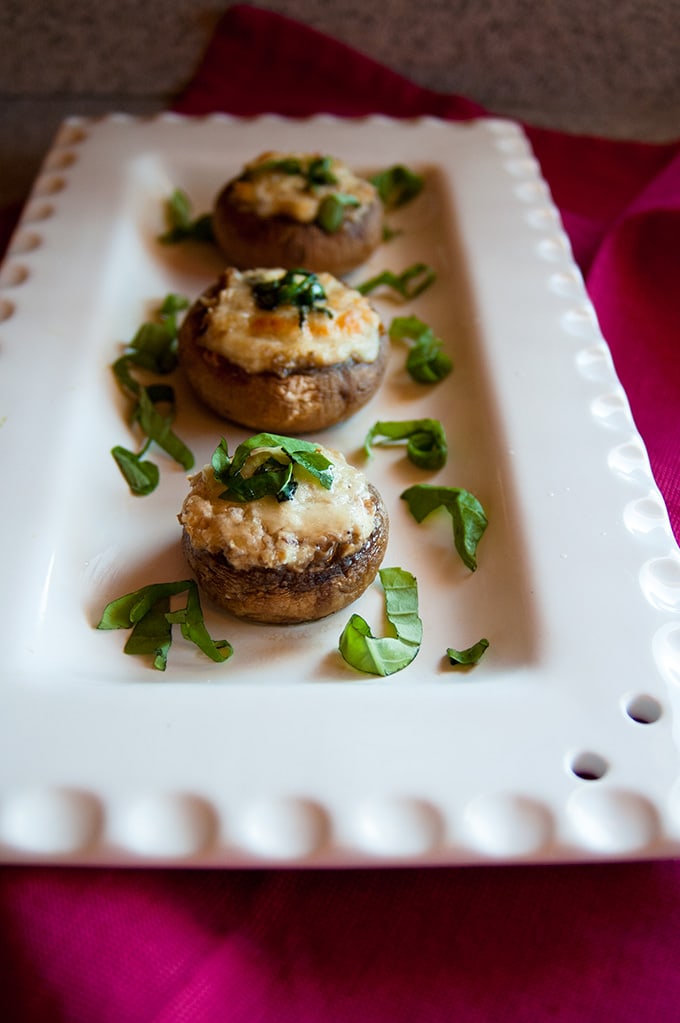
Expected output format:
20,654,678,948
1,0,679,209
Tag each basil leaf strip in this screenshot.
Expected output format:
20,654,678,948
389,315,452,384
251,269,332,326
110,295,194,494
98,580,232,670
212,433,334,502
165,584,233,664
248,156,338,189
158,189,215,244
338,567,422,677
134,388,194,471
124,595,174,671
111,444,160,497
401,484,488,572
364,419,448,471
316,192,361,232
370,165,424,209
357,262,436,299
447,638,490,667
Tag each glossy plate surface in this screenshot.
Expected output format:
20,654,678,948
1,114,679,866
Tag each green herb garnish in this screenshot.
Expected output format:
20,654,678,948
339,567,422,676
211,433,334,503
306,156,338,186
110,294,193,495
158,189,214,244
357,262,436,300
248,155,338,188
251,269,332,327
370,165,424,209
111,442,159,497
447,638,490,667
364,419,448,471
316,192,361,232
97,580,232,671
389,315,452,384
401,484,487,572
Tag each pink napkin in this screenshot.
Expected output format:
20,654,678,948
2,6,680,1021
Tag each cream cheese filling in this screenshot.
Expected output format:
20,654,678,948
230,151,377,222
199,268,382,374
179,447,379,572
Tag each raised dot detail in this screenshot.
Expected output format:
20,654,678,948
567,788,659,853
7,231,41,256
608,439,652,479
22,201,54,223
34,176,65,196
653,624,680,687
0,787,102,854
590,391,632,428
495,136,528,157
623,493,671,536
639,556,680,612
350,797,444,858
235,797,329,861
526,207,560,230
562,306,599,339
0,299,14,322
462,794,553,857
55,122,88,146
487,119,521,136
575,346,615,383
44,150,76,171
514,180,549,203
0,264,29,288
535,235,570,262
505,157,541,178
117,793,217,859
548,269,583,298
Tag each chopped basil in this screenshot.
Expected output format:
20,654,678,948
382,224,402,243
251,156,306,177
251,269,332,327
306,156,338,186
158,189,214,244
123,594,174,671
447,638,490,667
370,165,424,209
111,295,194,495
111,444,160,497
357,262,436,300
339,567,422,676
401,484,487,572
212,433,334,503
389,315,452,384
316,192,361,232
247,155,338,189
97,580,232,671
364,418,448,471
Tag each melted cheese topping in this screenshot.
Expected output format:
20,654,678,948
179,447,379,572
230,151,377,222
199,268,382,374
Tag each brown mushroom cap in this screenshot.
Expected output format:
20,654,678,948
178,276,389,434
181,483,389,624
212,181,383,276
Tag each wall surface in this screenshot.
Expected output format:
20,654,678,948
1,0,679,209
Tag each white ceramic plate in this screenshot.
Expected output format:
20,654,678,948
1,114,679,866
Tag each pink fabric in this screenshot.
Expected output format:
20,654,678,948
2,6,680,1019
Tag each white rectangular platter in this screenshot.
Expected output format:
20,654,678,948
1,114,679,866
